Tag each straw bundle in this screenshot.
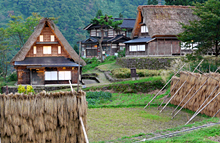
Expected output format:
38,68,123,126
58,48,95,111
0,90,87,143
170,72,220,117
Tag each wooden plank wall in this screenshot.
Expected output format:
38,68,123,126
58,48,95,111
17,67,30,84
26,26,71,58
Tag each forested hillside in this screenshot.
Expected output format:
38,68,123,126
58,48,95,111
0,0,165,47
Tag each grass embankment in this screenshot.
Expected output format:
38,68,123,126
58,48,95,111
84,76,164,93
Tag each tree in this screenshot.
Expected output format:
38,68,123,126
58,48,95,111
148,0,158,5
119,13,123,18
165,0,208,6
0,28,9,81
95,9,103,18
6,13,42,50
91,15,123,62
73,44,79,54
178,0,220,57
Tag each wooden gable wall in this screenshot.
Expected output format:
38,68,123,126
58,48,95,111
26,25,71,58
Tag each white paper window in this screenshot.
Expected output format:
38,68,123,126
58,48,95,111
138,45,145,51
43,46,51,54
91,30,96,36
129,45,145,51
51,35,55,42
40,35,43,42
59,71,71,80
33,46,36,54
45,71,57,80
141,25,148,33
58,46,61,54
112,44,117,48
129,45,137,51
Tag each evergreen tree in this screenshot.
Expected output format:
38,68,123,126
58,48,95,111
119,13,123,18
95,9,103,18
73,44,79,54
91,15,123,62
178,0,220,57
165,0,208,6
148,0,158,5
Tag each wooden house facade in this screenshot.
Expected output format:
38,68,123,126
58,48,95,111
125,5,199,57
11,18,86,85
81,18,136,58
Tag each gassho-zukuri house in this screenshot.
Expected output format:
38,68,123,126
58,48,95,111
124,5,199,57
10,18,86,85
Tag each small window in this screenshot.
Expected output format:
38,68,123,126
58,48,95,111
59,71,71,80
43,46,51,54
141,25,148,33
129,45,137,51
138,45,145,51
40,35,43,42
129,45,145,51
51,35,55,42
58,46,61,54
33,46,36,54
45,71,58,80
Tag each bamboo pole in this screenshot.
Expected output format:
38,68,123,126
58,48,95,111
77,42,81,92
160,59,204,112
80,117,89,143
172,79,208,119
171,85,195,115
193,85,218,114
69,80,73,92
144,64,186,109
185,91,220,125
158,79,180,110
213,109,220,117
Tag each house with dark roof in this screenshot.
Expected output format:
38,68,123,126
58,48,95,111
81,18,136,58
124,5,199,57
11,18,86,85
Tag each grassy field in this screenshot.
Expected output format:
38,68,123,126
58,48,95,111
87,107,209,142
96,61,122,72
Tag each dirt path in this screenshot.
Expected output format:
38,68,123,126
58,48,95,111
83,70,111,88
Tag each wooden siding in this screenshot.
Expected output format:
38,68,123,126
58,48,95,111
26,44,71,58
37,27,58,42
126,39,181,56
126,43,148,56
17,67,30,84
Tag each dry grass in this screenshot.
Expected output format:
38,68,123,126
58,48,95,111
87,107,207,142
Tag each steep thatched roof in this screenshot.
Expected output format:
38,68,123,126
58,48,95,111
11,18,86,66
132,5,199,38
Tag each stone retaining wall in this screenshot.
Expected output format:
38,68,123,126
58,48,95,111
116,57,179,69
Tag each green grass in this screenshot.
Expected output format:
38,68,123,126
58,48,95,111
107,117,219,143
112,76,162,84
88,90,169,108
96,61,122,72
145,124,220,143
87,107,208,143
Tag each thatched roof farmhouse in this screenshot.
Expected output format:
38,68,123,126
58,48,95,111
125,5,199,57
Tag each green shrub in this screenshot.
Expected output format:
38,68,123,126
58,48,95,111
86,91,112,105
0,82,6,93
7,72,17,81
111,68,162,78
104,55,116,62
118,48,125,58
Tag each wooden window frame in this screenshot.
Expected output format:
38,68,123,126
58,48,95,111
33,46,37,54
43,46,52,54
51,35,55,42
40,35,43,42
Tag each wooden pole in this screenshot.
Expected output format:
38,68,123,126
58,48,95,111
160,60,204,112
158,79,180,110
69,80,73,92
185,91,220,125
80,117,89,143
187,85,218,120
172,79,208,119
144,64,186,109
77,42,81,92
213,109,220,117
